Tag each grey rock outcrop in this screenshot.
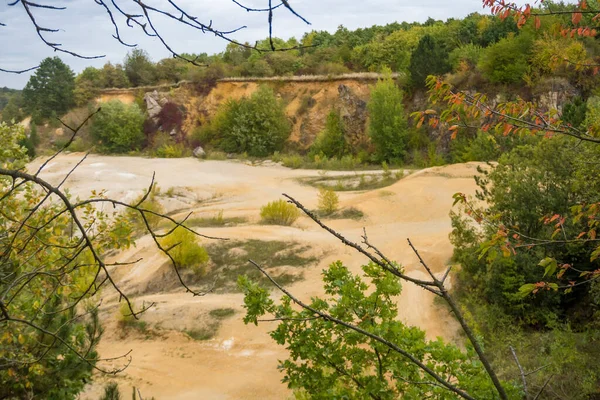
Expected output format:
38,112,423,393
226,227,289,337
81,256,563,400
193,146,206,158
144,90,170,121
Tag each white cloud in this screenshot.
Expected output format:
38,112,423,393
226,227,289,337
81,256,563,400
0,0,486,88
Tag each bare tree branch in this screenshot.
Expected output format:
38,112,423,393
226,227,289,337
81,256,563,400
2,0,312,72
510,346,529,397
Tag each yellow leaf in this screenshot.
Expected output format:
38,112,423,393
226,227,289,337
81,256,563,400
18,334,25,344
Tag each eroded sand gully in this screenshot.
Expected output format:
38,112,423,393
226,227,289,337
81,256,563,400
27,155,483,399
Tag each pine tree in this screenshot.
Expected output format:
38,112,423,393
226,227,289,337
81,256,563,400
22,57,75,119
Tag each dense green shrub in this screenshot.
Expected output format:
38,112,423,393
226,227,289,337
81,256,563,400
451,131,501,162
201,85,291,157
160,227,209,274
448,43,483,71
18,125,38,159
260,199,300,226
368,70,408,163
478,33,533,84
1,97,24,124
562,96,587,130
91,100,145,153
310,109,346,158
584,96,600,135
451,138,600,325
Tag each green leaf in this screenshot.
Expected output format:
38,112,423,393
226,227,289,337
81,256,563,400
518,283,536,297
591,246,600,262
539,257,558,277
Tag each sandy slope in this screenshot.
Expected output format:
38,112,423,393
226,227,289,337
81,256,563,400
28,154,483,399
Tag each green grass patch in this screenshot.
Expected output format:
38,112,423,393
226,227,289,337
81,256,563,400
117,302,156,339
299,172,403,192
186,211,247,228
198,240,317,293
184,323,220,341
313,207,364,221
331,207,364,220
209,308,236,319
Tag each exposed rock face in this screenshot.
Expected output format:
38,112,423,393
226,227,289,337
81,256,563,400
144,90,169,121
337,84,369,149
534,78,578,113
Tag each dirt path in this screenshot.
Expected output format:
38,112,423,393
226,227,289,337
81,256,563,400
28,154,483,399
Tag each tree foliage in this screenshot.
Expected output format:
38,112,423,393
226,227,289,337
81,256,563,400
310,109,346,159
368,71,408,162
409,34,452,88
22,57,75,119
0,123,118,398
451,138,600,325
124,49,157,87
478,33,533,84
240,261,518,399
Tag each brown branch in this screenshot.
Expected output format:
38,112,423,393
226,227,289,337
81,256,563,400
282,194,440,293
406,238,509,400
533,375,553,400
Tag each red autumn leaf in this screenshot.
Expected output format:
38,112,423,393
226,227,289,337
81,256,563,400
573,12,583,25
535,16,541,29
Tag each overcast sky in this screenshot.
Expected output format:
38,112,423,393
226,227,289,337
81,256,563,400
0,0,489,89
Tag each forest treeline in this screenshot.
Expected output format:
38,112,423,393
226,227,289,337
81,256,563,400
4,3,600,115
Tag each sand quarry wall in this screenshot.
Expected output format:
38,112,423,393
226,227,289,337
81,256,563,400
96,77,376,150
